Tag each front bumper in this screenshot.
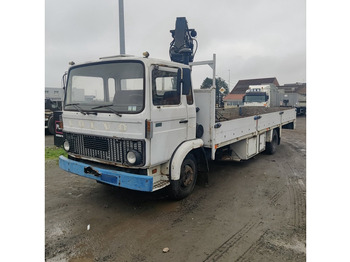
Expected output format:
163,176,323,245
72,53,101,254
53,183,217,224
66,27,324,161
59,156,153,192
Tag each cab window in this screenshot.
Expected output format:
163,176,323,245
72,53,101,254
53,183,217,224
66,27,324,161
152,68,180,105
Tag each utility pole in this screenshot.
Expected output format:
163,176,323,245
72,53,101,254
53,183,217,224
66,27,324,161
228,69,231,92
119,0,125,54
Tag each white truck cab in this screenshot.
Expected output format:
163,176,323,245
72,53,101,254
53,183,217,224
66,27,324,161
243,84,279,107
59,55,202,199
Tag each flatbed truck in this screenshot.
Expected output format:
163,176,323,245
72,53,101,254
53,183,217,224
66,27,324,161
58,17,296,199
59,55,296,199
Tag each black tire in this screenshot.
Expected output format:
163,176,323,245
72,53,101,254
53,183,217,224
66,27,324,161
48,115,55,135
266,129,278,155
169,154,197,200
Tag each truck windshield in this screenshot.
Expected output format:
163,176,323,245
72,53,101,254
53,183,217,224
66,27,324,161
65,61,144,114
245,95,267,103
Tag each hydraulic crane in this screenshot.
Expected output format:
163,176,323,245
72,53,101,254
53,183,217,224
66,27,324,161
169,17,198,65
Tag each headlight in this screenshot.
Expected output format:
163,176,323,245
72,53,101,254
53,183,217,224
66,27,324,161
63,140,70,151
126,150,142,165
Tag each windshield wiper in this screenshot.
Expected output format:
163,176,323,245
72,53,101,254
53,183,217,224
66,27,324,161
65,103,87,115
91,104,122,117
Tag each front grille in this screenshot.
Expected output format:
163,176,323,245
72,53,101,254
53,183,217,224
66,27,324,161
83,136,109,151
65,133,145,165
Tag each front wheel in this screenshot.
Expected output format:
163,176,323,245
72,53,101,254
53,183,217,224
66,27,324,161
169,154,197,200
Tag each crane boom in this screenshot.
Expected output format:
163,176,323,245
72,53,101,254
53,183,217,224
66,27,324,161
169,17,197,65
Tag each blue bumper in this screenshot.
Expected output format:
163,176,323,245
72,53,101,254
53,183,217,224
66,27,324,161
59,156,153,192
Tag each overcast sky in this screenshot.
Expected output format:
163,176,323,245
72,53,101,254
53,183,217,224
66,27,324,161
46,0,306,90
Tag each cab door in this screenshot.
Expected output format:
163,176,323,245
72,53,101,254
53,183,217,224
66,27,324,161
149,66,189,165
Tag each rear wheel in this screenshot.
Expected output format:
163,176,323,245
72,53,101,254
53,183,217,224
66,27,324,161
169,154,197,200
266,129,278,155
48,115,55,135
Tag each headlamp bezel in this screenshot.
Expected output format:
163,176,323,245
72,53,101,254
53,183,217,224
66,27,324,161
63,140,70,151
126,149,142,166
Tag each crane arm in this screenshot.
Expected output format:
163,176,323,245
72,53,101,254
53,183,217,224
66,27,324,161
169,17,197,65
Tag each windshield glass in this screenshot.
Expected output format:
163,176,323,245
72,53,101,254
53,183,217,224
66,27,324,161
65,61,144,114
245,95,267,103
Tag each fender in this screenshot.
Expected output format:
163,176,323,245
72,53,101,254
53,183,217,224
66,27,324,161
266,129,273,142
169,139,204,180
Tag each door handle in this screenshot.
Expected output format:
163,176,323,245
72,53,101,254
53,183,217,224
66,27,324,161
179,120,188,124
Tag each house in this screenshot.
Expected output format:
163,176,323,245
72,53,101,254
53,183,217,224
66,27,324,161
277,82,306,95
223,77,279,108
223,93,245,108
45,87,64,110
45,87,64,102
230,77,280,94
277,83,306,112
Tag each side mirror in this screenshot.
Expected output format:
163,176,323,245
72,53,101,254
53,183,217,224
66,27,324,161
62,71,68,90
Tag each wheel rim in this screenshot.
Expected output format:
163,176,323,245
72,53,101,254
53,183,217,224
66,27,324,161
181,164,194,187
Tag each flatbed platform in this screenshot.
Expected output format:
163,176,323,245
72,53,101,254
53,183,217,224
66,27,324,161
215,106,295,122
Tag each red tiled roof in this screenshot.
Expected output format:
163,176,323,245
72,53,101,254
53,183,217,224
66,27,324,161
223,93,245,101
230,77,279,94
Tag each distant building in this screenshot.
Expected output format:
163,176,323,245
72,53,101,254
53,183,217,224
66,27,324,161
224,77,279,108
277,82,306,95
277,83,306,114
45,87,64,102
223,94,245,108
230,77,280,94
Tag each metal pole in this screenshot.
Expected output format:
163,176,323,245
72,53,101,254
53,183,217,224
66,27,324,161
119,0,125,54
228,69,230,91
212,53,216,89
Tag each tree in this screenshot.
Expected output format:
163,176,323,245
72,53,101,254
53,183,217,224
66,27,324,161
200,77,229,107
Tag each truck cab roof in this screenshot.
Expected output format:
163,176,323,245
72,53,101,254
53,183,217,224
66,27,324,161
244,92,267,96
69,55,191,69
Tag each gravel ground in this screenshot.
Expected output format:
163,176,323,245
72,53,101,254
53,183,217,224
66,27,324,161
45,116,306,262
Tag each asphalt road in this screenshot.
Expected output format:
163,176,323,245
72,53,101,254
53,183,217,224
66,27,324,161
45,116,306,262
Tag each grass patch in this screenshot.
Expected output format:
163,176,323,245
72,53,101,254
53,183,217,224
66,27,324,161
45,147,67,161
